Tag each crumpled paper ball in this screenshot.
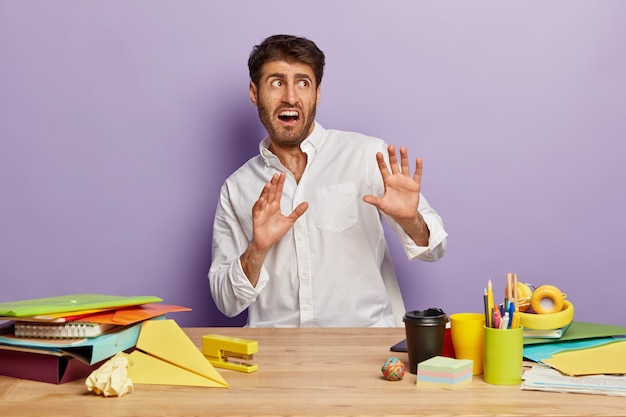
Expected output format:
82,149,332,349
381,357,406,381
86,352,134,397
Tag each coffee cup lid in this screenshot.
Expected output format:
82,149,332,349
403,308,447,325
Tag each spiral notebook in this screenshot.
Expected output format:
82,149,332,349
13,321,119,339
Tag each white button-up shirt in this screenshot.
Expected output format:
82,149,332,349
209,123,447,327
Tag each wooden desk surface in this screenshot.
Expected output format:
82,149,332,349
0,327,623,416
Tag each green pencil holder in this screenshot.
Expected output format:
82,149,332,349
483,325,523,385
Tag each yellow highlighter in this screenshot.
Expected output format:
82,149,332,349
202,334,259,373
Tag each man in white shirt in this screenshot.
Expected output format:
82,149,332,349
209,34,447,327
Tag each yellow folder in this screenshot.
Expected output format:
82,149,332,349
542,340,626,376
127,319,228,388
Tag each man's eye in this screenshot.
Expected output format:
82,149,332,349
271,80,283,87
298,80,309,88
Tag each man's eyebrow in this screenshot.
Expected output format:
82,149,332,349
265,72,285,81
294,73,313,80
265,72,313,82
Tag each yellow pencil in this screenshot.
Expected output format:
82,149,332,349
487,279,494,328
511,311,519,329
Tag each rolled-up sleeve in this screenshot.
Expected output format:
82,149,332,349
208,184,269,317
386,194,448,262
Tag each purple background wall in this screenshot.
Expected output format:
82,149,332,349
1,1,625,327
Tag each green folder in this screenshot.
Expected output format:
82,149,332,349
0,294,163,317
523,321,626,345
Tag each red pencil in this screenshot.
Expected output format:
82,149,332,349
493,305,502,329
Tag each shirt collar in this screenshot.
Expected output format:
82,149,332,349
259,122,326,165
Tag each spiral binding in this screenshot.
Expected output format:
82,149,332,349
14,322,112,339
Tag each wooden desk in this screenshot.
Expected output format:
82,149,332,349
0,327,623,416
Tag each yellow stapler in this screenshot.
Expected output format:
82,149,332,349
202,334,259,373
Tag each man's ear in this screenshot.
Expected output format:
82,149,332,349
316,84,321,106
249,81,259,107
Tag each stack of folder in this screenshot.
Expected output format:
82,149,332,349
0,294,190,384
522,321,626,396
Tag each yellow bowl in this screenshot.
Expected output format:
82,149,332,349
518,300,574,330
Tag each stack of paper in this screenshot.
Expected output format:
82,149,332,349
0,294,191,384
521,321,626,396
523,323,571,339
523,322,626,374
522,365,626,396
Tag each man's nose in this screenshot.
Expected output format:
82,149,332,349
282,83,298,104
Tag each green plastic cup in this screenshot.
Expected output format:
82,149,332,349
483,325,523,385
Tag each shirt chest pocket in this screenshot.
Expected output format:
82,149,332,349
314,183,358,233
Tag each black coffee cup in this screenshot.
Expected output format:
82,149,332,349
403,308,448,374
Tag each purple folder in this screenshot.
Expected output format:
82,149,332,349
0,346,100,384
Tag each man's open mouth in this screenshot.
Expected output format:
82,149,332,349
278,110,300,122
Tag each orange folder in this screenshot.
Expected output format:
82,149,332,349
77,304,192,325
0,304,191,325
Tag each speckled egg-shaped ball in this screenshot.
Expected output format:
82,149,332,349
381,357,406,381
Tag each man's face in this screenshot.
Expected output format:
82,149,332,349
249,60,321,149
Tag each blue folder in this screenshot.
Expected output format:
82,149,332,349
0,320,147,365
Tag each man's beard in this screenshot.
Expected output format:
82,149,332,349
257,102,316,148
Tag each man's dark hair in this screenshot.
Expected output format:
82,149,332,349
248,34,325,87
